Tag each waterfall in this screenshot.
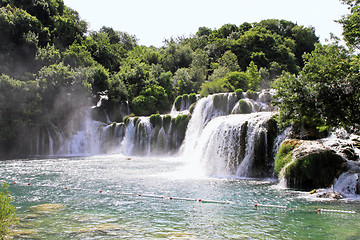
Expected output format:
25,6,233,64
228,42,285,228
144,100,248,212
181,90,277,178
34,90,278,179
182,112,275,177
121,117,152,156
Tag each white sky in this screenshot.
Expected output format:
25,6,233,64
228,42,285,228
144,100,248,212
63,0,350,47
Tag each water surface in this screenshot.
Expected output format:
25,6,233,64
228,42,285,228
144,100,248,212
1,155,360,239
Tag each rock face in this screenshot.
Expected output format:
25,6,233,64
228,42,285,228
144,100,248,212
276,140,346,190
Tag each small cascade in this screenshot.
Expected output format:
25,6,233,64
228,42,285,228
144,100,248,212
121,115,189,156
121,117,152,156
57,112,106,156
172,93,198,113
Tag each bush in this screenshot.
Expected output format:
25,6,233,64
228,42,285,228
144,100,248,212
246,90,258,100
225,71,249,90
0,182,18,238
130,95,157,116
131,85,170,115
235,89,243,99
199,78,234,97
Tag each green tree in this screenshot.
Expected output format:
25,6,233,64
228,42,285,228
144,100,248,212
148,64,173,101
224,71,249,90
86,29,127,72
338,0,360,49
246,61,261,90
36,63,92,125
0,74,40,155
52,7,87,49
162,42,193,73
62,42,95,67
130,85,170,115
0,182,17,239
199,77,234,97
273,42,360,131
218,50,240,72
35,43,62,67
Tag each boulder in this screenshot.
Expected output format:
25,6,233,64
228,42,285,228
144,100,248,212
276,140,346,190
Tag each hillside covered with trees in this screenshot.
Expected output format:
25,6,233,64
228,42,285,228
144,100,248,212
0,0,358,158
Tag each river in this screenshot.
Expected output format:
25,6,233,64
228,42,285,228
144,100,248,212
1,155,360,239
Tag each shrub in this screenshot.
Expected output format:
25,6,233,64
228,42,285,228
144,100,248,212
235,89,243,99
0,182,18,238
246,90,258,100
199,78,233,98
130,95,157,116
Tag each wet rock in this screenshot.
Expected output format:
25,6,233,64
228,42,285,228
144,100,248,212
334,164,360,195
277,140,346,190
316,191,344,200
342,147,358,161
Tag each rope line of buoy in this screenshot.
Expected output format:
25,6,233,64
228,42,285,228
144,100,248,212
5,180,357,215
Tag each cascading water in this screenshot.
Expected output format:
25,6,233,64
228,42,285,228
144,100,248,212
34,90,278,179
182,90,277,178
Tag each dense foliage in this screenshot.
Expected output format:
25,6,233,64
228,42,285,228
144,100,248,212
273,0,360,133
0,0,321,157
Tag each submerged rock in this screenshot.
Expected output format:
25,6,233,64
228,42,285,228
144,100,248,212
9,228,37,238
276,140,346,190
30,203,65,214
69,223,124,235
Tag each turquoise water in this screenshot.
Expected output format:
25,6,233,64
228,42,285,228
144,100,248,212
1,155,360,239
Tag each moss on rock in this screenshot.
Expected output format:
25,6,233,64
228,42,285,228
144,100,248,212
274,140,301,176
238,99,252,114
149,113,162,128
276,140,346,190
